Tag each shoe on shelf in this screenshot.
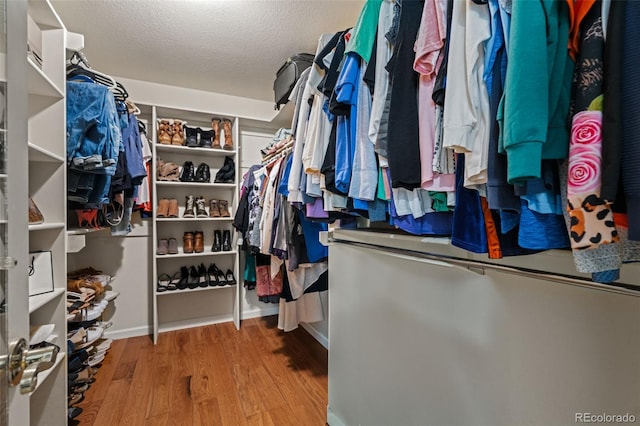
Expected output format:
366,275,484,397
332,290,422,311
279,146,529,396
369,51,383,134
212,230,222,252
183,232,194,254
157,239,168,255
177,267,189,290
209,199,221,218
207,263,219,286
168,198,179,217
68,407,83,420
187,266,199,289
214,156,235,183
195,197,208,218
222,118,234,150
199,129,214,148
185,125,199,147
156,198,170,218
179,161,195,182
157,273,176,292
159,162,180,181
218,200,231,217
211,118,222,149
167,237,178,254
28,197,44,224
225,269,237,285
222,230,232,251
194,163,211,183
213,264,227,286
157,119,173,145
197,264,209,288
184,195,196,218
171,120,185,145
194,231,204,253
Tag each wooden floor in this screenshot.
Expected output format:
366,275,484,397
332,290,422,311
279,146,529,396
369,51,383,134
71,316,328,426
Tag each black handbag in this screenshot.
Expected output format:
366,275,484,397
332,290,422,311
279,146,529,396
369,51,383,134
273,53,315,110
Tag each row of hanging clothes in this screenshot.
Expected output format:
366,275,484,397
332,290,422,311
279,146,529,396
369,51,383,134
234,129,329,332
66,51,153,235
279,0,640,285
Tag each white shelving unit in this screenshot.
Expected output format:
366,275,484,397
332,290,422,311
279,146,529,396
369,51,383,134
150,105,241,343
2,0,69,424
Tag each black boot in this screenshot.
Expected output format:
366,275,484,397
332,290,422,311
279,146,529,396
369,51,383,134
179,161,195,182
185,126,199,147
212,230,222,252
214,156,235,183
194,163,211,183
199,130,214,148
222,230,232,251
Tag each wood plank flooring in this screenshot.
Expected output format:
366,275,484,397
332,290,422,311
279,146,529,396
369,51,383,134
71,316,328,426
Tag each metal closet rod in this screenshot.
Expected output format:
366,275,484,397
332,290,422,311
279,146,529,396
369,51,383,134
328,238,640,298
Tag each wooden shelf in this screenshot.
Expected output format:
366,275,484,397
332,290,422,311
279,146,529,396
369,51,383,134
28,142,64,163
28,288,65,314
156,250,238,259
27,57,63,99
156,217,233,222
156,144,236,157
156,284,236,296
28,222,64,232
156,181,236,188
30,351,66,396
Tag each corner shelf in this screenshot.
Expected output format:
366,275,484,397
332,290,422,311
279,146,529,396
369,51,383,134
30,351,66,396
27,57,63,100
67,227,108,236
29,288,65,314
28,142,65,163
29,222,65,232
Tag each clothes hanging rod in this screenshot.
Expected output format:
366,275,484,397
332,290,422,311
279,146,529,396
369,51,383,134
327,237,640,298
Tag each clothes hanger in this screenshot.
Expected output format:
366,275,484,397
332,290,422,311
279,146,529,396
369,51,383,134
67,50,127,100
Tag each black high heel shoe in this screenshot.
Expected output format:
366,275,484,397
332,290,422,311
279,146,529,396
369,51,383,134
187,266,199,289
213,264,227,286
197,264,209,288
177,266,189,290
225,269,237,286
207,263,219,287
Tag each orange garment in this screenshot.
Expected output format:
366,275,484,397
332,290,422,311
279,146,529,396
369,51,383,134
480,197,503,259
567,0,596,60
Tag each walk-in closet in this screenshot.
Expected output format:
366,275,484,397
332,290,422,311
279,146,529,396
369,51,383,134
1,0,639,425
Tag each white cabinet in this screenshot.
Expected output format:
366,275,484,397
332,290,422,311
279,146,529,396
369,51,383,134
4,0,68,424
149,105,241,343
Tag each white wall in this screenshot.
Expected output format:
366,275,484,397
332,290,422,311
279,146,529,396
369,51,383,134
327,230,640,426
67,214,153,340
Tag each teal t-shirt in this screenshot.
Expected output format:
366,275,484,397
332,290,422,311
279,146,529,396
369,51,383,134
345,0,383,63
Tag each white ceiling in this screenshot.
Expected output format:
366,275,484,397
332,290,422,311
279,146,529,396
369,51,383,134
52,0,364,102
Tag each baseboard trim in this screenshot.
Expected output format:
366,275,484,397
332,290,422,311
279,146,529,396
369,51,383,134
159,315,233,334
327,407,347,426
104,325,151,340
300,322,329,349
241,306,279,320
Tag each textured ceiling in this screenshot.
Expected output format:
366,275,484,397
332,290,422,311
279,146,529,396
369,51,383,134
52,0,364,102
